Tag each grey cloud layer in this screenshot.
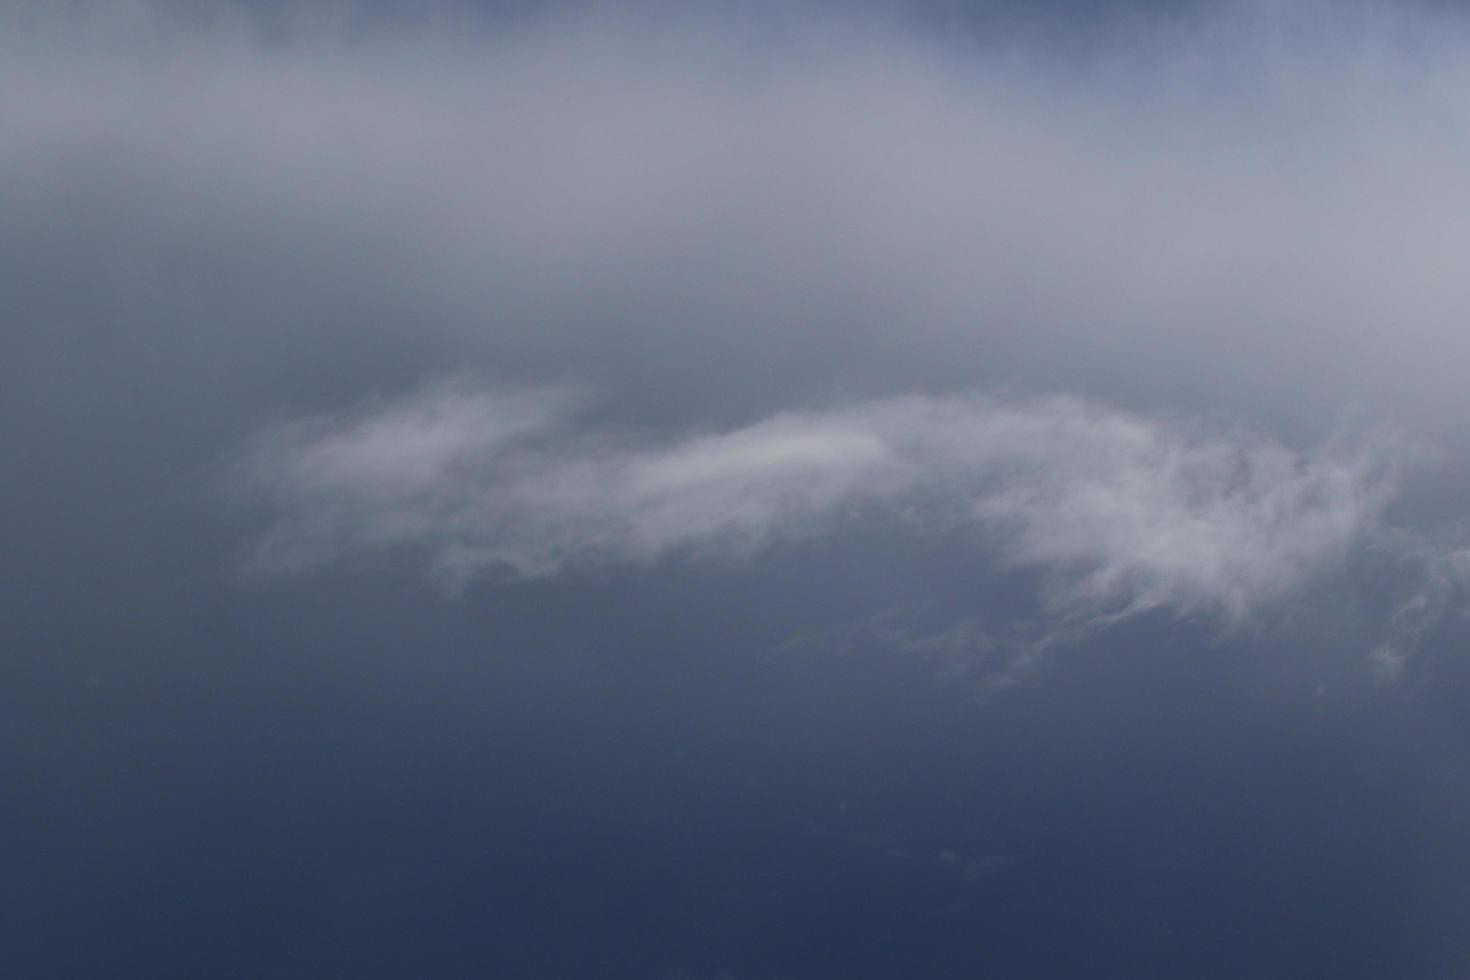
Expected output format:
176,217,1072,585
7,3,1470,430
246,384,1402,626
8,2,1470,657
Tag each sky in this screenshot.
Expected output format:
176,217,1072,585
6,0,1470,977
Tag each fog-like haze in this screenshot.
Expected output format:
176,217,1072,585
7,2,1470,977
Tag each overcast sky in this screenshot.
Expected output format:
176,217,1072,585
7,1,1470,977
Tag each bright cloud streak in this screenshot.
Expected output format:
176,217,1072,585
244,384,1403,626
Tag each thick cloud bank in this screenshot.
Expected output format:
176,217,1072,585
246,384,1402,626
7,0,1470,438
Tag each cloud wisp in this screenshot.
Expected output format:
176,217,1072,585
243,383,1402,629
12,0,1470,666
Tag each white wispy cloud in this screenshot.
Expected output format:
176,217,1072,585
243,383,1403,627
11,0,1469,665
1369,537,1470,678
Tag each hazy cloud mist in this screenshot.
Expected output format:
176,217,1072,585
7,0,1470,435
10,2,1470,977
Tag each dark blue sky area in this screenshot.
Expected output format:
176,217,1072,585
7,528,1469,978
